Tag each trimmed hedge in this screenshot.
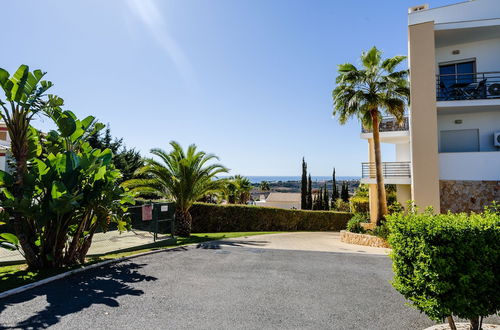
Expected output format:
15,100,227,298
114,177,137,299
387,209,500,326
190,203,352,232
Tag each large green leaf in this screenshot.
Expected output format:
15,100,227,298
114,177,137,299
0,233,19,246
81,116,95,130
0,68,9,87
51,181,67,199
65,151,80,171
99,148,113,165
56,114,76,137
10,65,29,102
94,166,106,181
0,170,14,187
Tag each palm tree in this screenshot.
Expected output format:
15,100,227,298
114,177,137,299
233,175,252,204
123,141,228,237
332,47,409,225
259,180,270,191
222,175,253,204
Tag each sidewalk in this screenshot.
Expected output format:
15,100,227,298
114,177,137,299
0,230,162,263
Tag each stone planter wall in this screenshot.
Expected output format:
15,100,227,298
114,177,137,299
440,180,500,213
340,230,390,248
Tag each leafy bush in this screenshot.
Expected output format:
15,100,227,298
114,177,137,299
387,209,499,329
372,223,389,240
350,196,369,214
190,203,352,232
334,199,351,212
346,217,366,234
0,111,132,269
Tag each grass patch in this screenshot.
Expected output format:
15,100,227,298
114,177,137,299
0,231,281,293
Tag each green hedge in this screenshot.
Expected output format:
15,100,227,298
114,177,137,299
387,209,500,326
190,203,352,232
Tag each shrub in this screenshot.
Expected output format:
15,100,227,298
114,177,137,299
387,209,500,329
350,196,369,214
334,199,351,212
346,217,366,234
372,223,389,240
190,203,352,232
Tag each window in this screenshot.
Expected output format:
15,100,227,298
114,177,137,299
440,129,479,153
439,60,476,86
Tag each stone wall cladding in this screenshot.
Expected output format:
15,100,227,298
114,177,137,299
340,230,390,248
440,180,500,213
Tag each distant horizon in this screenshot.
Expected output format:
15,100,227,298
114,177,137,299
220,175,360,184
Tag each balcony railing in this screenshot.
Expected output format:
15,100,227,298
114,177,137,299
361,117,409,133
361,161,411,179
436,72,500,101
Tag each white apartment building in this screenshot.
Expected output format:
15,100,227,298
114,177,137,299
362,0,500,220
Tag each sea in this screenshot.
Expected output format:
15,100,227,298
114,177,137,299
221,176,360,184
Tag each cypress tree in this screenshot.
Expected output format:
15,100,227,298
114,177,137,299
307,174,313,210
331,168,339,202
301,158,307,210
323,183,329,210
318,188,324,210
341,181,350,202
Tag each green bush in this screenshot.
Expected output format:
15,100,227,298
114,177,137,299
387,209,500,328
334,199,350,212
190,203,352,232
372,223,389,240
350,196,369,214
346,217,366,234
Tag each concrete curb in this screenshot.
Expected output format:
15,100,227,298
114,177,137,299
0,243,195,300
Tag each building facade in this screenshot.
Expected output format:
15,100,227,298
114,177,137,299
0,123,9,171
362,0,500,221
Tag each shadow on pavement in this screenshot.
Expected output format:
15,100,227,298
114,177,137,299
196,240,269,250
0,262,157,330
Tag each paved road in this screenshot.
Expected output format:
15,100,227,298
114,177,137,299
222,231,391,255
0,234,439,330
3,233,497,329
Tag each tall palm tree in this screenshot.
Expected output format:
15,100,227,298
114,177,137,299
123,141,228,237
332,47,409,225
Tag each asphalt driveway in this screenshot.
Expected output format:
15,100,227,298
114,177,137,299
0,234,470,329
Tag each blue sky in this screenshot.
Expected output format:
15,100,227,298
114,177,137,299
4,0,458,176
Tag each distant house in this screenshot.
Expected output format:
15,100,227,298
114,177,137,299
255,192,301,210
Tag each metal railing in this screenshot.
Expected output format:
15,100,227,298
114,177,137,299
436,72,500,101
361,117,409,133
361,161,411,179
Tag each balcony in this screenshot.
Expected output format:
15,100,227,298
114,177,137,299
361,117,409,133
436,72,500,101
360,117,410,143
361,161,411,185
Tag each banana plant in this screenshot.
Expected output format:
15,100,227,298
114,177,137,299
0,65,63,267
0,112,132,268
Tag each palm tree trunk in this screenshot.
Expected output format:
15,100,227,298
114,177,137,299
9,123,41,268
469,317,480,330
174,209,192,237
371,111,388,225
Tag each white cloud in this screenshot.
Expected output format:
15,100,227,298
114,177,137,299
126,0,197,88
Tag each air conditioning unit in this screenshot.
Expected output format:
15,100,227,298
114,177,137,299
494,132,500,147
